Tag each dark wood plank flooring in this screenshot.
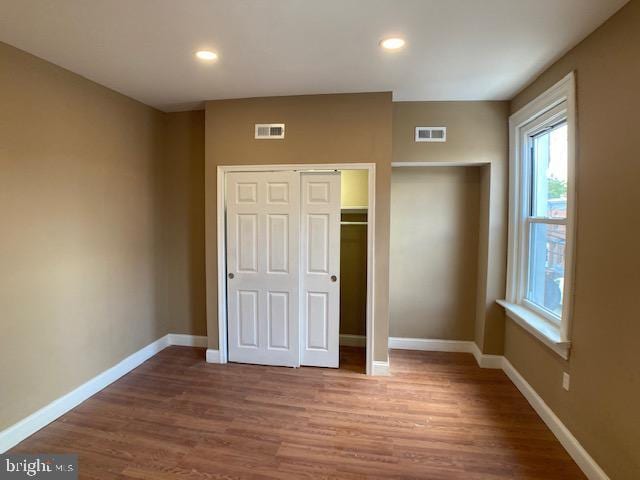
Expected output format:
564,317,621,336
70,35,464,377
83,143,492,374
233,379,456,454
12,346,585,479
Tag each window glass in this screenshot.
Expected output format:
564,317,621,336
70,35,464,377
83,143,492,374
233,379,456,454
526,222,566,319
526,121,568,320
531,123,568,219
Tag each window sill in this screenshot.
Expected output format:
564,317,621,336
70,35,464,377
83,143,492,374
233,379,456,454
497,300,571,360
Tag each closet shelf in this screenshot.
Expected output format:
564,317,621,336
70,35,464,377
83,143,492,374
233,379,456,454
341,207,368,214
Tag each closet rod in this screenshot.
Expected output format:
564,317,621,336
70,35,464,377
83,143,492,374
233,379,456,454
340,221,368,225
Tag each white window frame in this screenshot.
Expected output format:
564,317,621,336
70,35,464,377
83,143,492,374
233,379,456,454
499,72,576,360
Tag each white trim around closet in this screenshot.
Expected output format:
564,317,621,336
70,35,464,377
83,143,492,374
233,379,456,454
215,163,377,375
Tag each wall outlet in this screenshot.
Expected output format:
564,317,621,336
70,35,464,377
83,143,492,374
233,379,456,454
562,372,570,391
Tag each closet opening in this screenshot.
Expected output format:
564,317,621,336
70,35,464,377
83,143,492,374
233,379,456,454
215,164,375,374
338,170,369,373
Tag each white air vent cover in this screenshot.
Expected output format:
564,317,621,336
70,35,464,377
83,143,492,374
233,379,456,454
255,123,285,139
415,126,446,142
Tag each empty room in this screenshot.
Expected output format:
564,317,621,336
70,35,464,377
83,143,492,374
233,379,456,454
1,1,638,479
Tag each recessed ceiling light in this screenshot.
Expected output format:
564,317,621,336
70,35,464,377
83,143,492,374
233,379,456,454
195,50,218,61
380,37,406,50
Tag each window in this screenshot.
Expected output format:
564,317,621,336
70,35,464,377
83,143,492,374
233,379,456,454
525,121,568,321
501,73,575,359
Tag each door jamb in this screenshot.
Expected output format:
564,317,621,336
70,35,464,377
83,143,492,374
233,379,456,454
217,163,376,375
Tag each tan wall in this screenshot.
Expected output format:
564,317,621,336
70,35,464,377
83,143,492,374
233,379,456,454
204,93,392,361
393,102,509,165
389,167,480,340
339,216,367,337
164,111,207,336
392,102,508,353
341,170,369,208
507,2,640,478
0,42,168,429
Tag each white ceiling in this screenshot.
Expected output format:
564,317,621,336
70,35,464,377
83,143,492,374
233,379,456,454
0,0,628,112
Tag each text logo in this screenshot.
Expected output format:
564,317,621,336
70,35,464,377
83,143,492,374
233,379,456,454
0,455,77,480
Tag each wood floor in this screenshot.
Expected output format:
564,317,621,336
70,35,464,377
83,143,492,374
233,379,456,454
12,346,585,479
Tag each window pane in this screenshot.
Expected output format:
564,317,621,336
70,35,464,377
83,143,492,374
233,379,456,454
531,123,568,218
526,222,565,318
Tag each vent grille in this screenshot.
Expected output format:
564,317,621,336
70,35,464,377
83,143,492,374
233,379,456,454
415,126,447,142
255,123,285,139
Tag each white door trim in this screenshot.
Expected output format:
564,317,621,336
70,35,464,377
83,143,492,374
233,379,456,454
216,163,376,375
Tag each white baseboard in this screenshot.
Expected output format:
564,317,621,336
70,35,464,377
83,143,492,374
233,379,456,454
371,360,390,376
502,359,609,480
205,349,223,364
0,334,170,453
389,337,475,353
339,334,366,347
0,333,206,453
388,337,502,369
169,334,208,347
470,343,504,369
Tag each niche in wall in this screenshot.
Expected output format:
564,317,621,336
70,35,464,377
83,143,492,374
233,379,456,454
389,166,481,341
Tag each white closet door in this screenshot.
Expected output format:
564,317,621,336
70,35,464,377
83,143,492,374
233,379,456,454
226,171,300,367
300,172,341,367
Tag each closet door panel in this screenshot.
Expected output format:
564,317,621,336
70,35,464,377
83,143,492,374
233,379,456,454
300,172,341,368
226,171,300,367
237,214,258,273
306,291,329,350
267,214,289,273
238,290,259,348
307,214,330,273
268,291,290,349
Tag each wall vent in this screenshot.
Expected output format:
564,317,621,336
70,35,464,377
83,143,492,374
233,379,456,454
415,126,447,142
255,123,285,139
